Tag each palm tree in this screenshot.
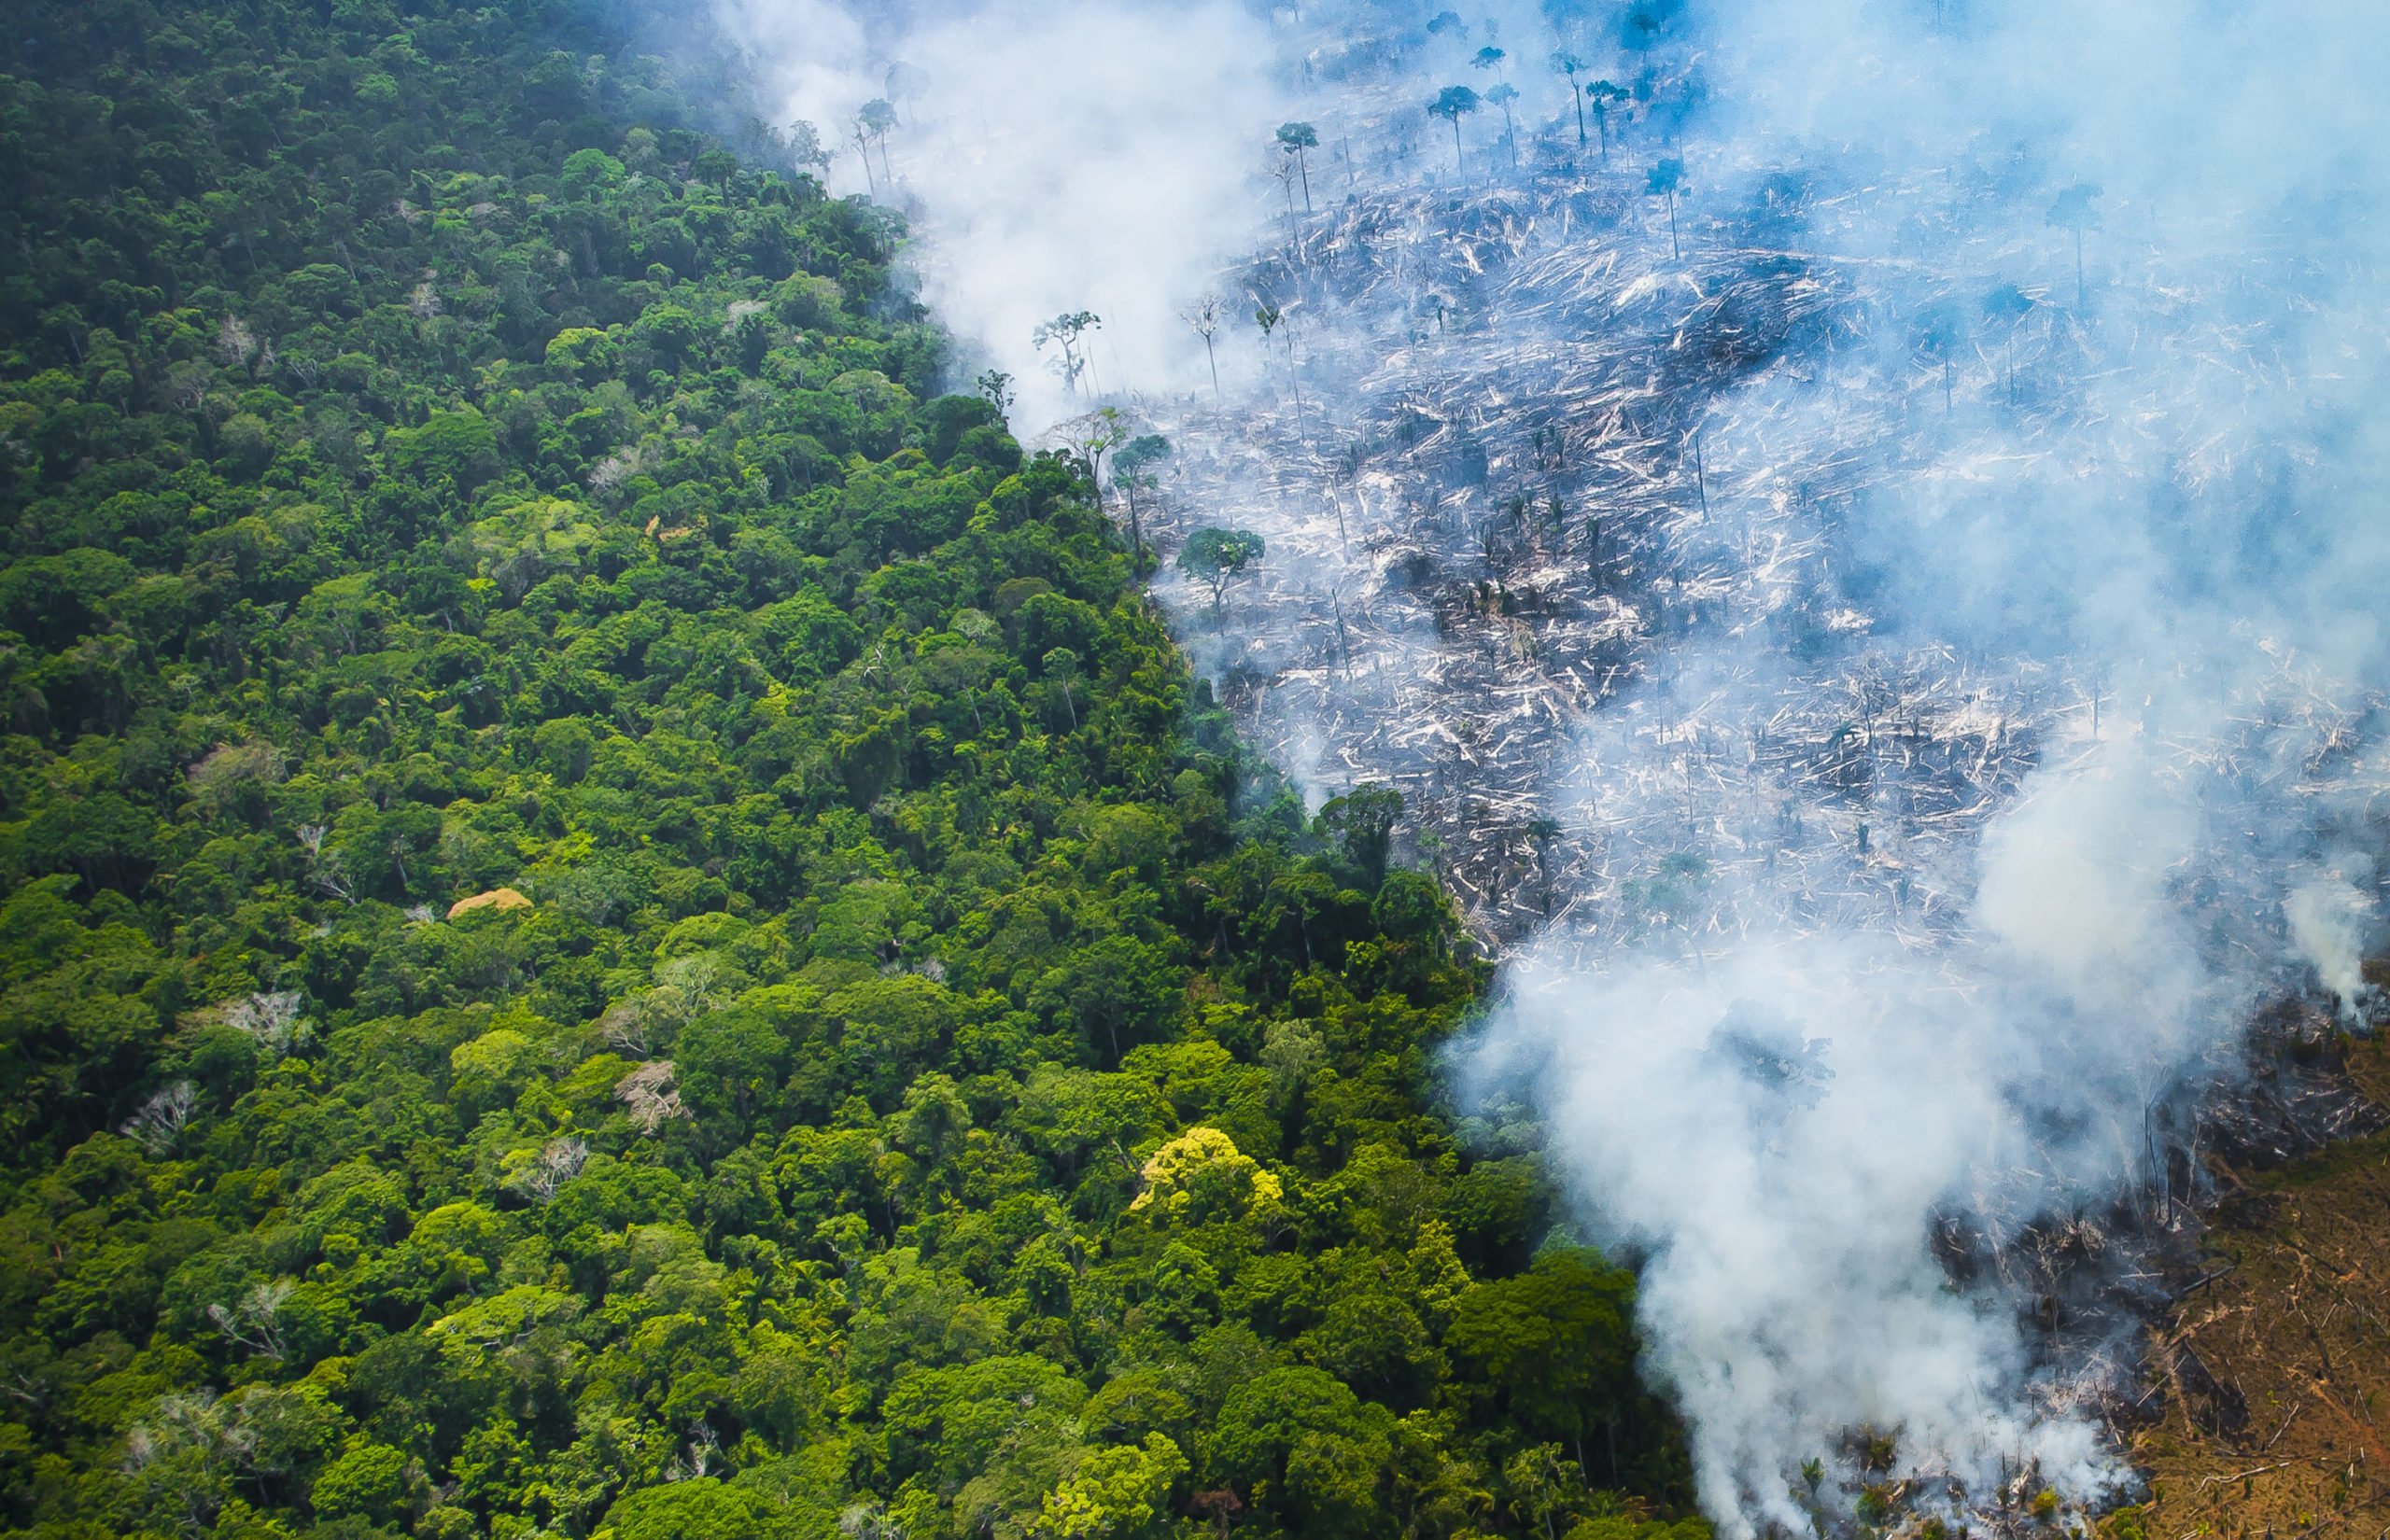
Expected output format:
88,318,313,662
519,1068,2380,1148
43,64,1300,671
1429,86,1481,173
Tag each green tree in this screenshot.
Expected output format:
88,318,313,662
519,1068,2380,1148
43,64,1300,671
1486,83,1522,166
1028,1435,1188,1540
1430,86,1483,173
1647,158,1686,258
1322,783,1403,888
1110,432,1172,572
1175,527,1265,623
1446,1248,1639,1480
0,7,1697,1538
1214,1366,1395,1540
1276,121,1319,214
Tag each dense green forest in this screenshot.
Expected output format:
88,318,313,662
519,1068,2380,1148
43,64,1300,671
0,3,1703,1537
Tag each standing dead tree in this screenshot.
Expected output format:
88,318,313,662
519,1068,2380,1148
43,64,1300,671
1183,294,1224,401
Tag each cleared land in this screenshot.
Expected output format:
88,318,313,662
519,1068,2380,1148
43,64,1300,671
2131,1029,2390,1539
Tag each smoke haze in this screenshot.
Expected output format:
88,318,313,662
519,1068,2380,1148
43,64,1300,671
715,0,2390,1530
717,0,1291,417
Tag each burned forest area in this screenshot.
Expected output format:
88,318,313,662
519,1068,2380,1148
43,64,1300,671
1100,21,2390,1540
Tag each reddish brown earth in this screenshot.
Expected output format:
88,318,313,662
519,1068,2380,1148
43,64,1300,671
2122,1030,2390,1540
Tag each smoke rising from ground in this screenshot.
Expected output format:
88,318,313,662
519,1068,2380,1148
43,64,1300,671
716,0,1291,418
717,0,2390,1531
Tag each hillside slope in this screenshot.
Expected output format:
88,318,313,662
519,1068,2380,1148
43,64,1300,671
0,3,1703,1539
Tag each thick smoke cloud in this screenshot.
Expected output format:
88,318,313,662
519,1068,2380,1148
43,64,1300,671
716,0,1291,418
715,0,2390,1531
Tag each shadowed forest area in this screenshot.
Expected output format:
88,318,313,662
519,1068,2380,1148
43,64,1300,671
0,3,1708,1538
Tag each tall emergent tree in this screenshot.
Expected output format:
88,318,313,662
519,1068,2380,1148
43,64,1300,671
1253,299,1302,425
1553,50,1588,146
1587,78,1630,161
1648,156,1686,258
1178,527,1267,623
1052,405,1127,505
1183,293,1224,399
786,117,832,174
1277,120,1319,213
1486,83,1521,167
2046,179,2104,311
1034,309,1104,396
1111,433,1173,572
1983,282,2037,402
858,96,898,186
1431,85,1483,173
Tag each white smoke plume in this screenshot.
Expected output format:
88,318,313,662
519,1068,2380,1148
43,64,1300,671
2285,865,2379,1010
716,0,1292,419
710,0,2390,1531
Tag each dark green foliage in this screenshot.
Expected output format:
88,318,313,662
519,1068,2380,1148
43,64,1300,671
0,3,1704,1539
1174,527,1264,623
